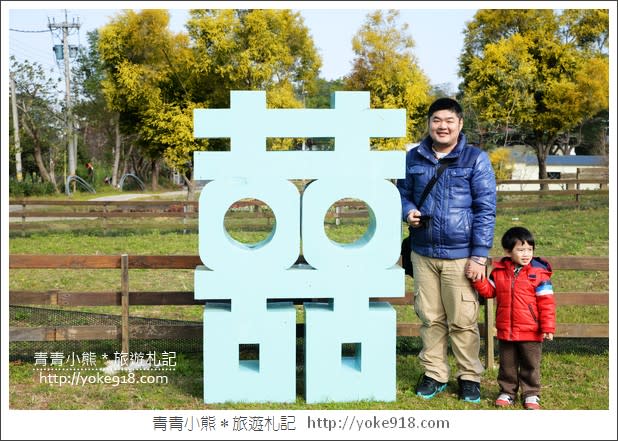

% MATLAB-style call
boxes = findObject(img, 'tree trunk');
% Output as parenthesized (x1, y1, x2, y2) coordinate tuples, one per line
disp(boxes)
(22, 121, 53, 185)
(112, 113, 121, 187)
(535, 141, 549, 191)
(151, 159, 159, 191)
(183, 173, 195, 201)
(48, 150, 59, 191)
(121, 144, 133, 177)
(32, 143, 52, 184)
(537, 154, 547, 179)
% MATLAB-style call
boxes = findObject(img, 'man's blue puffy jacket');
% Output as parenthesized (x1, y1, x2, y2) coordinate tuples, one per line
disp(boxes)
(397, 133, 496, 260)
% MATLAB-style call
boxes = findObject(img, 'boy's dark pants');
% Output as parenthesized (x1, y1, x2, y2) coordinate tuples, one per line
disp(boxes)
(497, 340, 542, 399)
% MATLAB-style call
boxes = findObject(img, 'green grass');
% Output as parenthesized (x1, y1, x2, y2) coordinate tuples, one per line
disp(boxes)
(9, 204, 609, 322)
(7, 200, 610, 410)
(8, 341, 609, 410)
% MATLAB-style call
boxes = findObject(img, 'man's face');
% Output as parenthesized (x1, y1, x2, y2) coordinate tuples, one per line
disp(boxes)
(428, 109, 463, 149)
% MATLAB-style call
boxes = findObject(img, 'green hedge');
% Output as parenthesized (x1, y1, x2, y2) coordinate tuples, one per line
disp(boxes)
(9, 176, 57, 197)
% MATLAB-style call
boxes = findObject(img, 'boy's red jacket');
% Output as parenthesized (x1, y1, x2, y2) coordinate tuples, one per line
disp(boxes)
(473, 257, 556, 341)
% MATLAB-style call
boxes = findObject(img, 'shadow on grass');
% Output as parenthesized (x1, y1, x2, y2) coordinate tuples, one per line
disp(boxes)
(541, 337, 609, 355)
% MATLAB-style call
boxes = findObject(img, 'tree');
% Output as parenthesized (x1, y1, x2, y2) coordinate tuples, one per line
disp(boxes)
(73, 30, 120, 186)
(139, 102, 207, 199)
(9, 56, 63, 190)
(573, 109, 609, 156)
(186, 9, 321, 104)
(185, 9, 322, 152)
(97, 9, 321, 193)
(306, 77, 345, 109)
(98, 9, 192, 190)
(459, 9, 609, 183)
(489, 147, 514, 181)
(345, 10, 432, 149)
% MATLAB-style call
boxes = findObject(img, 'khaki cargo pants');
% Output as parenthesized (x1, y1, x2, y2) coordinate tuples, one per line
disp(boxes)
(411, 250, 484, 383)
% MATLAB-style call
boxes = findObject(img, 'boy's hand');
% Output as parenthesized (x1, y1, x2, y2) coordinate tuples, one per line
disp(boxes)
(465, 259, 486, 282)
(543, 333, 554, 341)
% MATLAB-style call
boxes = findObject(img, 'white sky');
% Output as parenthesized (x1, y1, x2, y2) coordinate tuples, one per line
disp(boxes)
(5, 3, 478, 90)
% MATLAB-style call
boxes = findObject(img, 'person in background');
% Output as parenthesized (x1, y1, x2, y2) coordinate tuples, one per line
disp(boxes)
(86, 162, 94, 184)
(396, 97, 496, 403)
(472, 226, 555, 410)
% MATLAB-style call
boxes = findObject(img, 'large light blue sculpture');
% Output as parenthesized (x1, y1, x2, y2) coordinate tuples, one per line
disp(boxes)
(194, 91, 405, 403)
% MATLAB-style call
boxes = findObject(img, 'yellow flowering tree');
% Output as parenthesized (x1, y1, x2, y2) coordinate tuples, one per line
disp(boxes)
(345, 10, 432, 150)
(460, 9, 609, 185)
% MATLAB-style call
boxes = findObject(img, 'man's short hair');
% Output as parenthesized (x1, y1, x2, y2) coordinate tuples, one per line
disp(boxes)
(428, 98, 463, 119)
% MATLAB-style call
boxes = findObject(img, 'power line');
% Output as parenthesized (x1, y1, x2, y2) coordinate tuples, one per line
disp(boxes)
(9, 28, 50, 33)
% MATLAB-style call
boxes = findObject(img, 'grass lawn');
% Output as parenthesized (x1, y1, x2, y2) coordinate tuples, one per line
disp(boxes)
(7, 198, 611, 414)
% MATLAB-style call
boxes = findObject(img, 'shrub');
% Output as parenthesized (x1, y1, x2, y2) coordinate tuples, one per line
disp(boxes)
(489, 147, 514, 180)
(9, 176, 57, 197)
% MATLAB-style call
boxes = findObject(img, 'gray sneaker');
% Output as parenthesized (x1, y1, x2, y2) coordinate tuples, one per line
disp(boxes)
(524, 395, 541, 410)
(495, 393, 515, 407)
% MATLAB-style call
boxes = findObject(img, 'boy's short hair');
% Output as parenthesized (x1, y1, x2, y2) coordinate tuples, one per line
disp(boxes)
(501, 226, 535, 251)
(427, 98, 463, 119)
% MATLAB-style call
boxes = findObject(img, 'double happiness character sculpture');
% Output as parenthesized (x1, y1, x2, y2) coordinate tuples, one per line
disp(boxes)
(194, 91, 405, 403)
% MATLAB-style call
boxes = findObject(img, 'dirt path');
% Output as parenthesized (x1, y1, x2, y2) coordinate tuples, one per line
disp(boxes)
(8, 191, 189, 222)
(88, 190, 188, 202)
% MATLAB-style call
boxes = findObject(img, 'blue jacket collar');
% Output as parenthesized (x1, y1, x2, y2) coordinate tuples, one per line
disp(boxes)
(418, 133, 467, 163)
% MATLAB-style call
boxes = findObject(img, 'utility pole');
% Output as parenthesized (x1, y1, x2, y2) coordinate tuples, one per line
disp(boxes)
(49, 11, 80, 182)
(10, 72, 23, 182)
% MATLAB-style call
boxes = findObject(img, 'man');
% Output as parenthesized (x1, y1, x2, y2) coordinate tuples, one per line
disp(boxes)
(396, 98, 496, 403)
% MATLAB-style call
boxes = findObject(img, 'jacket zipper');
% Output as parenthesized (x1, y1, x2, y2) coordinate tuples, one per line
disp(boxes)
(528, 304, 538, 323)
(509, 269, 518, 340)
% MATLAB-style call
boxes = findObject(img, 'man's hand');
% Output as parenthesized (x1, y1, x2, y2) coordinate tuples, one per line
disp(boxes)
(406, 209, 423, 229)
(465, 258, 486, 282)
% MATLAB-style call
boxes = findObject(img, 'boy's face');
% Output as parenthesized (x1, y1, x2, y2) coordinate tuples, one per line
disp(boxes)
(506, 240, 534, 266)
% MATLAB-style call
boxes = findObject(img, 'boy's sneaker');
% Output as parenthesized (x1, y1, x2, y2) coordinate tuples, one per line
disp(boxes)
(495, 393, 515, 407)
(458, 378, 481, 403)
(524, 395, 541, 410)
(415, 375, 447, 399)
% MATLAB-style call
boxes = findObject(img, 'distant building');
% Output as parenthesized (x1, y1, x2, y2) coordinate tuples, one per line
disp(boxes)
(502, 149, 608, 190)
(511, 151, 607, 178)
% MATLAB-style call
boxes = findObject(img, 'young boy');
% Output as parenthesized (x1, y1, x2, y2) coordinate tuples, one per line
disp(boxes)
(472, 226, 555, 409)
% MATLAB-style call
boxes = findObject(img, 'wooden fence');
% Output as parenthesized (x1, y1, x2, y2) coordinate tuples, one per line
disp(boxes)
(494, 176, 608, 208)
(9, 254, 608, 370)
(8, 176, 609, 232)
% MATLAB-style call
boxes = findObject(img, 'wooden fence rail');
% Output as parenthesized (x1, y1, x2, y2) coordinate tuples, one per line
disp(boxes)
(9, 254, 608, 369)
(8, 176, 609, 231)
